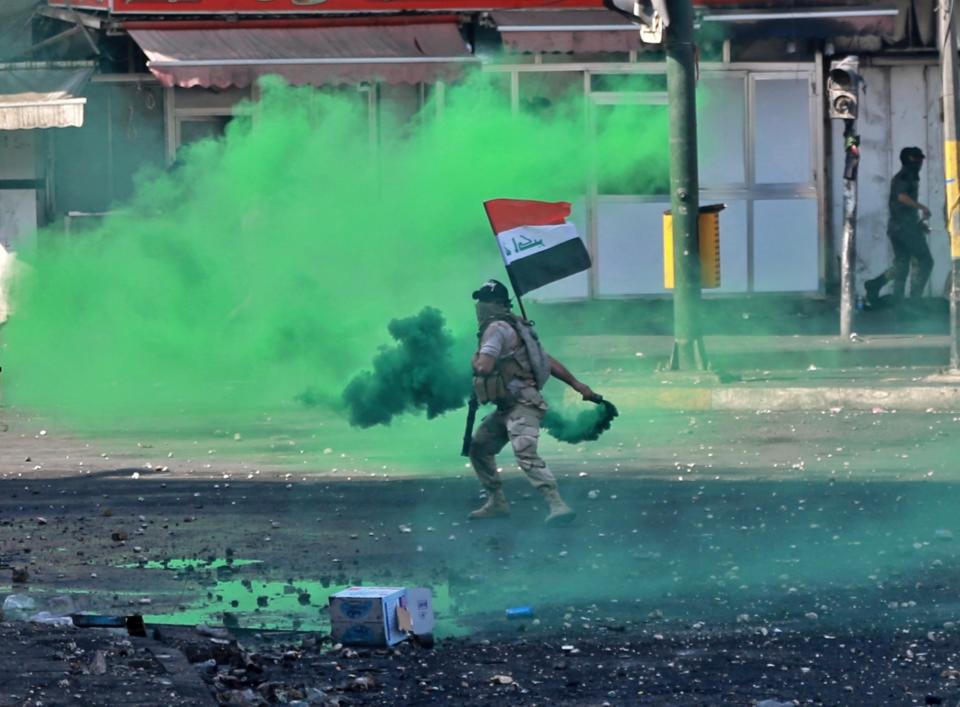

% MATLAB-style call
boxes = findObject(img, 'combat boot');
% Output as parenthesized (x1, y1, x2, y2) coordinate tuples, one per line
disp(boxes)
(468, 489, 510, 520)
(541, 488, 576, 526)
(864, 275, 884, 307)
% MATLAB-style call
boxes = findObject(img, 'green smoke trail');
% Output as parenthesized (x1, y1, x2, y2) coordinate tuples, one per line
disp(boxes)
(1, 72, 668, 430)
(337, 307, 469, 427)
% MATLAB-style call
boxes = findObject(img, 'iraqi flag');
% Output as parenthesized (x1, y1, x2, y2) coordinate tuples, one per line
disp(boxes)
(483, 198, 592, 297)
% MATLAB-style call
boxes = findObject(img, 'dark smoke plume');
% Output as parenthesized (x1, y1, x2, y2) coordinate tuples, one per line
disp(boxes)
(543, 399, 619, 444)
(340, 308, 469, 427)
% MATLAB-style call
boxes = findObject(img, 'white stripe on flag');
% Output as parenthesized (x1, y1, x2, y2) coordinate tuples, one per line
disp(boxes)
(495, 222, 580, 266)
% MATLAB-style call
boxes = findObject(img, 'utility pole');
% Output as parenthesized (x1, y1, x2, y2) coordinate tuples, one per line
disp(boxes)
(826, 56, 861, 340)
(838, 120, 861, 340)
(664, 0, 707, 370)
(940, 0, 960, 371)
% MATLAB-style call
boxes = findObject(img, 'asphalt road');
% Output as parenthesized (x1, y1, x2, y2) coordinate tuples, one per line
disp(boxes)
(1, 405, 959, 705)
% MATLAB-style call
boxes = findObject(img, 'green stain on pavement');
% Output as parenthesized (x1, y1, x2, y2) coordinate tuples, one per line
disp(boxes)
(1, 71, 668, 437)
(143, 577, 460, 636)
(109, 556, 464, 635)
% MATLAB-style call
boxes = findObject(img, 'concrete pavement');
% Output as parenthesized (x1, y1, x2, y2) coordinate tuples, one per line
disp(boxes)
(552, 333, 960, 412)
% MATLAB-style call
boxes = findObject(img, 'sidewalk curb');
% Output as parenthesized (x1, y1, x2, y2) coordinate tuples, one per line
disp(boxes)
(594, 385, 960, 412)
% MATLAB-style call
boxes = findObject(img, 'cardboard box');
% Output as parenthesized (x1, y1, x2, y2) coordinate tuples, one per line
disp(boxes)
(329, 586, 406, 646)
(399, 587, 435, 637)
(328, 586, 434, 647)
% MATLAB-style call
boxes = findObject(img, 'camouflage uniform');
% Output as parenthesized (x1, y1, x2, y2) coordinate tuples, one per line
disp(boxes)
(469, 320, 558, 494)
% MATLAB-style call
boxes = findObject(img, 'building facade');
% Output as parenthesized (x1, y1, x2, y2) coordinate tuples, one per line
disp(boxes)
(0, 0, 945, 300)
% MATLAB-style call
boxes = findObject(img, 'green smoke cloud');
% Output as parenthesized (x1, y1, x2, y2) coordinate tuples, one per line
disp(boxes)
(337, 307, 469, 427)
(1, 72, 668, 429)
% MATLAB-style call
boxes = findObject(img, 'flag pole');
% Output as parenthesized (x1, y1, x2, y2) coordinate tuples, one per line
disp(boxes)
(504, 272, 529, 321)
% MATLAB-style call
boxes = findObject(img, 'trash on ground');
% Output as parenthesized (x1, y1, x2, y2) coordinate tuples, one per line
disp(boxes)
(505, 606, 535, 620)
(2, 594, 36, 620)
(30, 611, 74, 627)
(329, 586, 434, 647)
(71, 613, 147, 637)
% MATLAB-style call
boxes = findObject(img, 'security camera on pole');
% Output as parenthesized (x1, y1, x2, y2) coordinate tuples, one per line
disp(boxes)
(828, 56, 862, 341)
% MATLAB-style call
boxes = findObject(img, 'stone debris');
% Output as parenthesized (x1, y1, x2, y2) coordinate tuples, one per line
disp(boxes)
(88, 649, 108, 675)
(196, 624, 231, 639)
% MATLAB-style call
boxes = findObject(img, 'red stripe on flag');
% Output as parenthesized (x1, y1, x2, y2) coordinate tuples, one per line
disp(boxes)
(483, 199, 572, 235)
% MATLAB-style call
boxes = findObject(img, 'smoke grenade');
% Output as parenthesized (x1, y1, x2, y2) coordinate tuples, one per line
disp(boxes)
(339, 307, 469, 427)
(543, 399, 619, 444)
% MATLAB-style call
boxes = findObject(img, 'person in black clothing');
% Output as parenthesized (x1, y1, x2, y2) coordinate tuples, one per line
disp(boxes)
(864, 146, 933, 304)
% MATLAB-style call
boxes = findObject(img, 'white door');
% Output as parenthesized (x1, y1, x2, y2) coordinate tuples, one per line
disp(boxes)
(0, 131, 38, 250)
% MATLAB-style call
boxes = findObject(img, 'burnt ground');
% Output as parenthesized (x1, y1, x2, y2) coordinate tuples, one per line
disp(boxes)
(2, 408, 960, 705)
(3, 472, 960, 706)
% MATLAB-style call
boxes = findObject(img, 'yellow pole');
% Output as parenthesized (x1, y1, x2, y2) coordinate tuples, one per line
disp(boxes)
(941, 0, 960, 370)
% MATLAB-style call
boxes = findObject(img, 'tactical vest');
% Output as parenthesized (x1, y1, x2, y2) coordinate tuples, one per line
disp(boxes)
(473, 315, 550, 405)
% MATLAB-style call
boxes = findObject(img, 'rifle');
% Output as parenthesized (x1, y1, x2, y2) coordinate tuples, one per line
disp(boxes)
(460, 393, 479, 457)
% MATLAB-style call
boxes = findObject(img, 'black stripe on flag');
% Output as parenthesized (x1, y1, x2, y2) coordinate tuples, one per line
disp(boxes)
(507, 238, 592, 296)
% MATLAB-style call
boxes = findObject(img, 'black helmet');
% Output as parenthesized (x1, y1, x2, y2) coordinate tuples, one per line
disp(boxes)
(900, 146, 925, 164)
(472, 279, 511, 304)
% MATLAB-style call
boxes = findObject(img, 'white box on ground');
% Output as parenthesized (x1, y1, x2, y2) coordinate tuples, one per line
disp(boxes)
(329, 586, 406, 646)
(403, 587, 435, 636)
(328, 586, 434, 647)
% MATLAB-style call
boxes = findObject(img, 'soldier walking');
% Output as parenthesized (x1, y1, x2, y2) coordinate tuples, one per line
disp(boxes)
(466, 279, 598, 525)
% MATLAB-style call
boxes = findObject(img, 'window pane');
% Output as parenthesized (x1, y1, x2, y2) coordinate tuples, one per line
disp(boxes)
(752, 198, 819, 291)
(753, 78, 811, 184)
(591, 73, 666, 93)
(179, 117, 230, 147)
(0, 190, 36, 250)
(596, 199, 670, 295)
(698, 77, 745, 185)
(519, 71, 583, 117)
(594, 103, 669, 195)
(379, 82, 422, 143)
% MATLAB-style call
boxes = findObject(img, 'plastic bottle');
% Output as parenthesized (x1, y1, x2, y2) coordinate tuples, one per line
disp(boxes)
(505, 606, 535, 619)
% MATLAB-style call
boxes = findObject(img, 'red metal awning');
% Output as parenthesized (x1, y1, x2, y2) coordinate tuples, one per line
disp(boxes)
(127, 20, 478, 88)
(51, 0, 606, 12)
(491, 10, 644, 54)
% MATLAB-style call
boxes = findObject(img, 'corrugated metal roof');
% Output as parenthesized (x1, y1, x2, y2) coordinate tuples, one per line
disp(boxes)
(129, 23, 477, 88)
(491, 9, 642, 29)
(491, 9, 644, 53)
